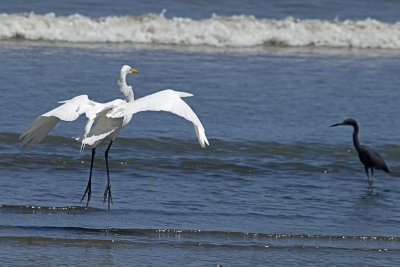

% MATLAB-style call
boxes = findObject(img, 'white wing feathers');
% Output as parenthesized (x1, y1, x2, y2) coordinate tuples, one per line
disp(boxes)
(78, 100, 125, 151)
(19, 116, 60, 149)
(108, 89, 209, 148)
(47, 95, 93, 121)
(19, 95, 98, 148)
(20, 89, 209, 150)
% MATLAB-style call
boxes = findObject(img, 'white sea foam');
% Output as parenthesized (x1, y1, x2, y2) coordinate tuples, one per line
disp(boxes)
(0, 11, 400, 49)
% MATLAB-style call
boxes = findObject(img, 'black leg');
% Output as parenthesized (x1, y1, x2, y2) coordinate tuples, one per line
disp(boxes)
(370, 168, 374, 187)
(364, 166, 370, 185)
(81, 148, 96, 207)
(104, 141, 113, 210)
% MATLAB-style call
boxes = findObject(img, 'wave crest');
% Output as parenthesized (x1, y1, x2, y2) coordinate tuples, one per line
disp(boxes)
(0, 11, 399, 49)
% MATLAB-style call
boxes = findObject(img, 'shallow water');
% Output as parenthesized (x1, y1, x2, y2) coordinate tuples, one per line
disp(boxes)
(1, 0, 400, 266)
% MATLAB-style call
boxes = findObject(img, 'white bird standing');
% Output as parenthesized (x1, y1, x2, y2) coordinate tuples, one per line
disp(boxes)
(19, 65, 209, 209)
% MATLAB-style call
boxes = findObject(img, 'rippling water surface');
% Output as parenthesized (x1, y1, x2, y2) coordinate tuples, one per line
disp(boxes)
(1, 0, 400, 266)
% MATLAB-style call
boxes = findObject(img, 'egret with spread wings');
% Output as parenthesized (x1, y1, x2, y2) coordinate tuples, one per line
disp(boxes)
(20, 65, 209, 209)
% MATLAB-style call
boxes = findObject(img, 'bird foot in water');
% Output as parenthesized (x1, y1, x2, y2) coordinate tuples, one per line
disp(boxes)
(368, 183, 375, 189)
(103, 184, 113, 209)
(80, 182, 91, 207)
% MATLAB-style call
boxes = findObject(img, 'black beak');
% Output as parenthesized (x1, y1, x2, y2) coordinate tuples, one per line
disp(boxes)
(330, 123, 343, 127)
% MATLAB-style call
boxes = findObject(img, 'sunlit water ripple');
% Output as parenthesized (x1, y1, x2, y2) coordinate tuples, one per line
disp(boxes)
(1, 0, 400, 265)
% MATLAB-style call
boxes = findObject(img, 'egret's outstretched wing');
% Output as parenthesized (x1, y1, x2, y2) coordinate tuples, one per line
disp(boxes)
(19, 95, 98, 148)
(108, 89, 209, 148)
(78, 99, 126, 150)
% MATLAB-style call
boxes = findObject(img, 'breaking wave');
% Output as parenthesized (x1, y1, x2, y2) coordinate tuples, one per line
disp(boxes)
(0, 11, 400, 49)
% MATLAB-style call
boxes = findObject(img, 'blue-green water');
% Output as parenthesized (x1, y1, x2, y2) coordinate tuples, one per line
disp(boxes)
(1, 1, 400, 266)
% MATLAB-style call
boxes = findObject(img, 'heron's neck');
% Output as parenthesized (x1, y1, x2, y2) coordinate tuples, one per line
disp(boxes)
(118, 74, 134, 102)
(352, 124, 361, 151)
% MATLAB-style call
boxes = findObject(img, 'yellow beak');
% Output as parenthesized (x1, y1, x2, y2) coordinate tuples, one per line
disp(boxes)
(130, 68, 139, 73)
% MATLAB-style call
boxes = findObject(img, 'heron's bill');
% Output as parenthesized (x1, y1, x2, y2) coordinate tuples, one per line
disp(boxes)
(130, 68, 139, 73)
(330, 123, 342, 127)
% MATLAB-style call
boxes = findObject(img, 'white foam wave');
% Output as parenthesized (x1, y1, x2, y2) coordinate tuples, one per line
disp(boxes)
(0, 11, 400, 49)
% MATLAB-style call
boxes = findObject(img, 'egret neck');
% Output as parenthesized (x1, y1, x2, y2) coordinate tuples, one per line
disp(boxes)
(118, 66, 136, 102)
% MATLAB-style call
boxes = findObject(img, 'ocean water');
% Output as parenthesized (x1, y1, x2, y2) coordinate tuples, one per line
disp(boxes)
(1, 0, 400, 266)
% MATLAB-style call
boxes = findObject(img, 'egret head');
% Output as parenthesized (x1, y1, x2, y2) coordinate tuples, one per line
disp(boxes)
(121, 65, 139, 75)
(330, 118, 358, 128)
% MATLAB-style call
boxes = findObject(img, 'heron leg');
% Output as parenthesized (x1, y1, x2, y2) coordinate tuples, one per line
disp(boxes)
(104, 141, 113, 210)
(370, 168, 375, 187)
(81, 148, 96, 207)
(364, 166, 370, 185)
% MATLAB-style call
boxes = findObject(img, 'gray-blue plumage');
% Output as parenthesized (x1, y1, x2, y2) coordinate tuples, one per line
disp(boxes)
(331, 118, 390, 186)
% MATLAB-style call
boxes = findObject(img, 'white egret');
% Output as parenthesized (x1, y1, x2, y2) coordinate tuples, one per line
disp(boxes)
(20, 65, 209, 209)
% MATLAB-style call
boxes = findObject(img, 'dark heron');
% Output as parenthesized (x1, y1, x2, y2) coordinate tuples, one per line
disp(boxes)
(330, 118, 390, 187)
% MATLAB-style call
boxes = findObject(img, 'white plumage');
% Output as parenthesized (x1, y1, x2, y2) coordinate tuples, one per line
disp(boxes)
(107, 89, 208, 148)
(20, 65, 209, 209)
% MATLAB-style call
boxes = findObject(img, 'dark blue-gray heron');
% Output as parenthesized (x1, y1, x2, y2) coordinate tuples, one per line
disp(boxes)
(330, 118, 390, 187)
